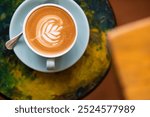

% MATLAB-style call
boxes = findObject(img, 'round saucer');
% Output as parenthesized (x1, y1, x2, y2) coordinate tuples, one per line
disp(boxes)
(9, 0, 89, 72)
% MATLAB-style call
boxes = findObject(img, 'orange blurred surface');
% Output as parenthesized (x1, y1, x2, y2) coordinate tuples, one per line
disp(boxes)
(108, 18, 150, 99)
(84, 0, 150, 100)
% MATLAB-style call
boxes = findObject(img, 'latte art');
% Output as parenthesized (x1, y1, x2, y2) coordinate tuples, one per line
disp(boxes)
(36, 15, 64, 47)
(25, 6, 76, 56)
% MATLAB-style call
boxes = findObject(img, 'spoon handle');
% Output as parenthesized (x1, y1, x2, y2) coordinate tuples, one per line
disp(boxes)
(5, 32, 23, 50)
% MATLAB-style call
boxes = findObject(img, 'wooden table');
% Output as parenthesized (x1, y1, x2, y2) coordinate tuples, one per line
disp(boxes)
(84, 0, 150, 100)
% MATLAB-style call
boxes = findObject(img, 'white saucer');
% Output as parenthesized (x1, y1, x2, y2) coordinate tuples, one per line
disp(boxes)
(9, 0, 89, 72)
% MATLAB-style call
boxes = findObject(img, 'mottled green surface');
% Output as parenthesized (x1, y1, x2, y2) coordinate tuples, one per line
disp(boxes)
(0, 0, 115, 99)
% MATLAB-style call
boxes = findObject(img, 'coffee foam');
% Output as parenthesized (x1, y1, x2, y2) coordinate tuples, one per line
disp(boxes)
(35, 15, 64, 47)
(25, 6, 76, 56)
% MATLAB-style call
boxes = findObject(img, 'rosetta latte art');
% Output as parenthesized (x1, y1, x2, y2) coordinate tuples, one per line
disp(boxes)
(36, 15, 64, 47)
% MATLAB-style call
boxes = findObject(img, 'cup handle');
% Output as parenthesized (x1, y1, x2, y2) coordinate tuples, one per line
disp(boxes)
(46, 58, 55, 70)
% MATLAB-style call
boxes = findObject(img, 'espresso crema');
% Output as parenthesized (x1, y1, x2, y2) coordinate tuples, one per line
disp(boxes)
(25, 6, 76, 56)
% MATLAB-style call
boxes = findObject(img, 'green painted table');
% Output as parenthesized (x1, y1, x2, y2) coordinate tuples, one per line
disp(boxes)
(0, 0, 115, 99)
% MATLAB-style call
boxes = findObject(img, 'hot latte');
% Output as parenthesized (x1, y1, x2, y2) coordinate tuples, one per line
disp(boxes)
(24, 5, 77, 57)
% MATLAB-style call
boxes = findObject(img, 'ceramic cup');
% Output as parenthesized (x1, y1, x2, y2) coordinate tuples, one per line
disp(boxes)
(23, 4, 78, 70)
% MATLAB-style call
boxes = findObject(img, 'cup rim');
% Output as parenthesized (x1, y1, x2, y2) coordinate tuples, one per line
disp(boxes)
(23, 3, 78, 58)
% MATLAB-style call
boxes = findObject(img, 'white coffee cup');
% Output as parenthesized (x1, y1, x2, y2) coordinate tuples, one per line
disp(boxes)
(23, 4, 78, 70)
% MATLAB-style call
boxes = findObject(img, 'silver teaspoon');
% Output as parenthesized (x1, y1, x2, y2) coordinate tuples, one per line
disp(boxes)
(5, 32, 23, 50)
